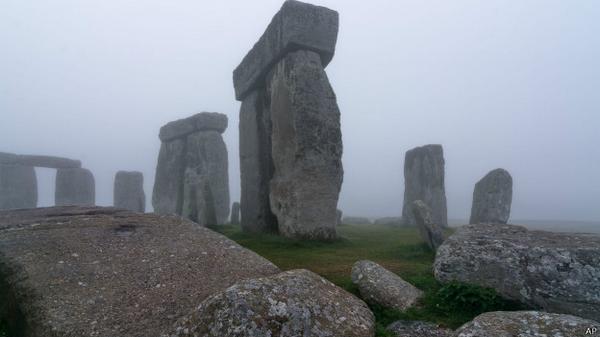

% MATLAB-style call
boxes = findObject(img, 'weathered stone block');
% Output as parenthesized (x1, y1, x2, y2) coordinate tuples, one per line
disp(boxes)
(17, 155, 81, 169)
(233, 0, 339, 100)
(268, 50, 343, 240)
(470, 168, 513, 224)
(0, 164, 37, 210)
(55, 168, 95, 206)
(114, 171, 145, 213)
(159, 112, 227, 142)
(152, 138, 186, 215)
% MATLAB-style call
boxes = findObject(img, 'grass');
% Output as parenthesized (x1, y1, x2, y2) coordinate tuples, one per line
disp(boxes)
(211, 223, 524, 336)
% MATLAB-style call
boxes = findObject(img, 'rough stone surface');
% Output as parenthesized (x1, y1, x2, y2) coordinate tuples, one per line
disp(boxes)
(268, 50, 343, 241)
(159, 112, 228, 141)
(230, 202, 240, 225)
(0, 152, 81, 169)
(455, 311, 599, 337)
(238, 89, 278, 233)
(55, 168, 95, 206)
(233, 0, 339, 100)
(153, 138, 186, 215)
(401, 144, 447, 227)
(0, 165, 37, 210)
(351, 260, 423, 311)
(386, 320, 452, 337)
(434, 223, 600, 321)
(412, 200, 445, 251)
(0, 206, 280, 337)
(167, 269, 375, 337)
(470, 168, 513, 224)
(113, 171, 145, 213)
(374, 217, 403, 226)
(342, 216, 372, 225)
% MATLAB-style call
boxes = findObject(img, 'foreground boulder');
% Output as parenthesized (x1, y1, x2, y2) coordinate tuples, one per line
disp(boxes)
(0, 206, 279, 337)
(455, 311, 599, 337)
(167, 269, 375, 337)
(351, 260, 422, 311)
(470, 168, 513, 224)
(412, 200, 445, 251)
(386, 320, 452, 337)
(434, 223, 600, 320)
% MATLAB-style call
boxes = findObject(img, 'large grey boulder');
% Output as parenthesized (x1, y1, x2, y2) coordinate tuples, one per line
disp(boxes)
(455, 311, 599, 337)
(238, 90, 278, 233)
(343, 216, 372, 225)
(0, 164, 37, 210)
(412, 200, 445, 251)
(114, 171, 145, 213)
(434, 223, 600, 320)
(55, 168, 95, 206)
(0, 206, 280, 337)
(268, 50, 343, 241)
(386, 320, 452, 337)
(233, 0, 339, 100)
(351, 260, 423, 311)
(153, 138, 186, 215)
(470, 168, 513, 224)
(230, 202, 240, 225)
(167, 269, 375, 337)
(401, 144, 447, 227)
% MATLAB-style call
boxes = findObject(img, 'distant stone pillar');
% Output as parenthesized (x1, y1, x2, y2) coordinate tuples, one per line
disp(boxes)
(55, 168, 95, 206)
(401, 145, 447, 227)
(470, 168, 513, 224)
(230, 202, 240, 225)
(114, 171, 145, 213)
(0, 164, 37, 210)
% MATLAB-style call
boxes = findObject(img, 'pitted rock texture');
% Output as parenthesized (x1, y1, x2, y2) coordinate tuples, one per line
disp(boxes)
(434, 223, 600, 321)
(167, 269, 374, 337)
(0, 206, 280, 337)
(0, 165, 37, 210)
(55, 167, 95, 206)
(239, 89, 278, 233)
(401, 144, 447, 227)
(412, 200, 445, 251)
(268, 50, 343, 241)
(470, 168, 513, 224)
(374, 217, 403, 226)
(342, 216, 372, 225)
(159, 112, 228, 141)
(114, 171, 145, 213)
(0, 151, 81, 169)
(230, 202, 240, 225)
(351, 260, 423, 311)
(386, 320, 452, 337)
(233, 0, 339, 100)
(454, 311, 599, 337)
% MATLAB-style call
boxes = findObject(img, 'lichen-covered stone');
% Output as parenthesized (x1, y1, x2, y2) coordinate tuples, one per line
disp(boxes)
(401, 144, 447, 227)
(114, 171, 145, 213)
(0, 164, 37, 210)
(268, 50, 343, 240)
(434, 223, 600, 320)
(412, 200, 445, 251)
(152, 138, 186, 215)
(55, 168, 95, 206)
(0, 206, 280, 337)
(470, 168, 513, 224)
(233, 0, 339, 100)
(386, 320, 452, 337)
(455, 311, 599, 337)
(351, 260, 423, 311)
(167, 269, 374, 337)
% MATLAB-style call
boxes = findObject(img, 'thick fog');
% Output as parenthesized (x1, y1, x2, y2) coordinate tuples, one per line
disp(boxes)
(1, 0, 599, 222)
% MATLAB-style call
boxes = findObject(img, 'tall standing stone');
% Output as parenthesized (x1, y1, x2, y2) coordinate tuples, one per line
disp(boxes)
(470, 168, 513, 224)
(401, 145, 447, 227)
(55, 168, 95, 206)
(0, 165, 37, 210)
(114, 171, 145, 213)
(231, 202, 240, 225)
(152, 138, 186, 215)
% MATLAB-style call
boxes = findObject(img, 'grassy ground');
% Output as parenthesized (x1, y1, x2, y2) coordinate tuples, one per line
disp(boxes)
(211, 223, 523, 336)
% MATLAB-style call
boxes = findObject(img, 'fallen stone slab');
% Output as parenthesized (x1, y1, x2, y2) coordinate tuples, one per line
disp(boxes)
(55, 167, 95, 206)
(0, 206, 280, 337)
(386, 320, 452, 337)
(454, 311, 599, 337)
(343, 216, 372, 225)
(351, 260, 423, 311)
(470, 168, 513, 224)
(412, 200, 445, 251)
(166, 269, 375, 337)
(0, 164, 37, 210)
(158, 112, 228, 142)
(233, 0, 339, 100)
(434, 223, 600, 321)
(114, 171, 145, 213)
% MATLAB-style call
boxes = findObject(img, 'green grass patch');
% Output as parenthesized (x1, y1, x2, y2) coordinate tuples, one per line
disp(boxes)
(212, 223, 524, 336)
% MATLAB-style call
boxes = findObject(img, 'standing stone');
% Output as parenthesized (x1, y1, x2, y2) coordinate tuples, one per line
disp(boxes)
(470, 168, 513, 224)
(268, 50, 343, 240)
(230, 202, 240, 225)
(412, 200, 445, 251)
(336, 209, 343, 225)
(55, 168, 95, 206)
(401, 144, 447, 227)
(0, 165, 37, 210)
(153, 138, 186, 215)
(239, 90, 278, 233)
(114, 171, 145, 213)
